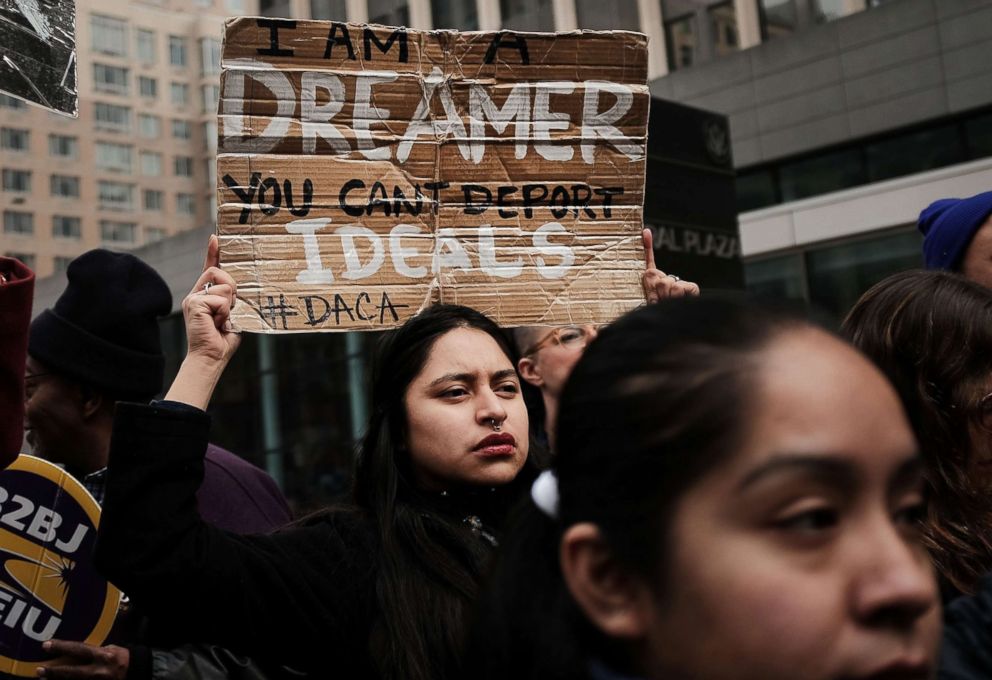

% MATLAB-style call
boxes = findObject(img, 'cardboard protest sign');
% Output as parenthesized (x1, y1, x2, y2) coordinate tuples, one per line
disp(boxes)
(217, 19, 649, 332)
(0, 456, 119, 678)
(0, 0, 77, 115)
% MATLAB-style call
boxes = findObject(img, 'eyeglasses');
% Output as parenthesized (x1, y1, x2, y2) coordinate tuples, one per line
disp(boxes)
(523, 325, 598, 357)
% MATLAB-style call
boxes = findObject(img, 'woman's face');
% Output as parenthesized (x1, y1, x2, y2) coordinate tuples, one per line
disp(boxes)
(404, 327, 528, 490)
(639, 328, 940, 680)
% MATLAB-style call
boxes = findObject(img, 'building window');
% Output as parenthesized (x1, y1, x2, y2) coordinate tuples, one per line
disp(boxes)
(806, 230, 921, 318)
(576, 0, 640, 29)
(1, 128, 29, 151)
(0, 93, 26, 109)
(3, 211, 34, 235)
(137, 28, 156, 64)
(177, 193, 196, 215)
(53, 257, 73, 274)
(758, 0, 868, 41)
(98, 181, 135, 211)
(100, 220, 137, 243)
(201, 84, 219, 114)
(432, 0, 478, 29)
(759, 0, 799, 38)
(367, 0, 409, 25)
(94, 102, 131, 131)
(144, 189, 164, 210)
(138, 76, 158, 98)
(169, 35, 188, 67)
(260, 0, 291, 16)
(309, 0, 346, 19)
(91, 14, 128, 56)
(172, 119, 192, 139)
(95, 142, 133, 173)
(745, 253, 807, 303)
(665, 13, 696, 70)
(2, 169, 31, 192)
(93, 63, 129, 95)
(50, 175, 80, 198)
(500, 0, 553, 30)
(170, 82, 189, 107)
(663, 0, 739, 71)
(174, 156, 194, 177)
(709, 2, 739, 56)
(138, 114, 161, 138)
(735, 169, 777, 212)
(966, 112, 992, 158)
(202, 121, 217, 148)
(745, 230, 922, 322)
(146, 227, 166, 243)
(52, 215, 82, 239)
(779, 148, 865, 202)
(865, 125, 964, 184)
(4, 252, 35, 269)
(48, 134, 77, 158)
(141, 151, 163, 176)
(200, 38, 221, 76)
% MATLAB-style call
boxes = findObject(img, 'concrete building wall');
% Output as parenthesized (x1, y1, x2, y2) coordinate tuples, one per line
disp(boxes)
(649, 0, 992, 168)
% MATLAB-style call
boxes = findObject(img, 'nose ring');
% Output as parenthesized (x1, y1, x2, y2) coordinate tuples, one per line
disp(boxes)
(490, 418, 502, 432)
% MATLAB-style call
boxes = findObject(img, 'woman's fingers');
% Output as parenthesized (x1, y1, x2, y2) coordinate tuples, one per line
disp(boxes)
(641, 269, 701, 303)
(43, 640, 96, 661)
(37, 641, 129, 679)
(189, 267, 236, 298)
(201, 234, 220, 273)
(642, 228, 656, 271)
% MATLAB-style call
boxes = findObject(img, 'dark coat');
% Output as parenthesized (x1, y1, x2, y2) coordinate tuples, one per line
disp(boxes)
(940, 573, 992, 679)
(199, 444, 291, 534)
(0, 257, 34, 467)
(97, 402, 519, 677)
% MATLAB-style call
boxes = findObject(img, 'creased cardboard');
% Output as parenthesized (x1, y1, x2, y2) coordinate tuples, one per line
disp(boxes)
(218, 18, 650, 332)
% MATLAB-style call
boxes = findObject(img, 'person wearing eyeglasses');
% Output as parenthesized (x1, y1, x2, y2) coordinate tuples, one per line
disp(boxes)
(516, 229, 699, 450)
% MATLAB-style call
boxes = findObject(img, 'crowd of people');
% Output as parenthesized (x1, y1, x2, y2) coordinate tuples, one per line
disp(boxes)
(2, 190, 992, 679)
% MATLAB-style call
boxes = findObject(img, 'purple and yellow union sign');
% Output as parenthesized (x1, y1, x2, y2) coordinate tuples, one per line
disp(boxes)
(0, 456, 119, 678)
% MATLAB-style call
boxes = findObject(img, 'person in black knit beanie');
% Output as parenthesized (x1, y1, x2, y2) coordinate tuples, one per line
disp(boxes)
(25, 249, 292, 680)
(26, 249, 172, 494)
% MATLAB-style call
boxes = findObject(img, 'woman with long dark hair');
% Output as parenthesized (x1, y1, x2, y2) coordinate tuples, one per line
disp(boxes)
(466, 297, 940, 680)
(842, 270, 992, 598)
(92, 240, 534, 680)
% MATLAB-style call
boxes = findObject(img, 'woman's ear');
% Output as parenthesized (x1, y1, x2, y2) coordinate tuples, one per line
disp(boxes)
(559, 522, 654, 640)
(518, 356, 544, 388)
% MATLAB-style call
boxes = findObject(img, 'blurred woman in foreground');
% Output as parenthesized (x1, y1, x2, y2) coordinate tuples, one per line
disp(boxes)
(467, 297, 940, 680)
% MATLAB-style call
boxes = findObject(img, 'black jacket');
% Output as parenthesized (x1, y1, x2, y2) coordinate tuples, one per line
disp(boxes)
(941, 573, 992, 679)
(96, 402, 524, 677)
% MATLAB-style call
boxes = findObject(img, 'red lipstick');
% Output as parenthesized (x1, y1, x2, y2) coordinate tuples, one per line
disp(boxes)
(473, 433, 516, 457)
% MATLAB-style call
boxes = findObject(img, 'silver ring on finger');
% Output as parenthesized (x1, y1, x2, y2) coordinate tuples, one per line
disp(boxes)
(202, 282, 213, 293)
(667, 274, 680, 282)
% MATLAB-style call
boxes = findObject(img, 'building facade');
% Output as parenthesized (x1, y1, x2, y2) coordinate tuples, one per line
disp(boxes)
(1, 0, 249, 277)
(651, 0, 992, 318)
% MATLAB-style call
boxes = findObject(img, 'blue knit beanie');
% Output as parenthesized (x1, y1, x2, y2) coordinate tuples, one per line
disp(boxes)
(918, 190, 992, 271)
